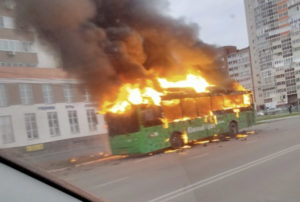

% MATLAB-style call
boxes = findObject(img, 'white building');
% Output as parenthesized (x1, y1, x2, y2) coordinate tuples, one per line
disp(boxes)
(244, 0, 300, 109)
(0, 67, 108, 151)
(227, 47, 254, 91)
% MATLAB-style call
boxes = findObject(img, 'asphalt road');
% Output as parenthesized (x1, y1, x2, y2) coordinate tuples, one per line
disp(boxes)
(55, 116, 300, 202)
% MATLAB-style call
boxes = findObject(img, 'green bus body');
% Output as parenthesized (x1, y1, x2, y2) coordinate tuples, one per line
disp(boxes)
(108, 107, 255, 155)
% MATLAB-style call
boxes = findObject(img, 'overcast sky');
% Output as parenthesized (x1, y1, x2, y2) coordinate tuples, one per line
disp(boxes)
(39, 0, 249, 67)
(168, 0, 249, 49)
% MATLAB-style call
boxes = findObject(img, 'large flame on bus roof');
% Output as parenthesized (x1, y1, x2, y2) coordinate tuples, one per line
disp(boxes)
(158, 74, 210, 93)
(99, 72, 212, 114)
(99, 71, 249, 114)
(100, 81, 163, 114)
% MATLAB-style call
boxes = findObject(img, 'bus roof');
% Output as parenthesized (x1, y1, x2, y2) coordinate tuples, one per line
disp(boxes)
(161, 90, 252, 100)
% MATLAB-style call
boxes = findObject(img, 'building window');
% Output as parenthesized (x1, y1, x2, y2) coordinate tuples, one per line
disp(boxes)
(19, 84, 33, 105)
(24, 113, 39, 140)
(0, 16, 15, 29)
(84, 89, 91, 102)
(0, 84, 8, 107)
(47, 112, 60, 137)
(264, 98, 272, 103)
(87, 109, 97, 131)
(0, 116, 14, 144)
(0, 39, 33, 53)
(0, 17, 4, 28)
(0, 61, 34, 67)
(63, 84, 73, 103)
(42, 84, 54, 104)
(68, 110, 80, 134)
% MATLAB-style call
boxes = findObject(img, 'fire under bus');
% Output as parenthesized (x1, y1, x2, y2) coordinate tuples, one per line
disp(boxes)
(104, 89, 255, 155)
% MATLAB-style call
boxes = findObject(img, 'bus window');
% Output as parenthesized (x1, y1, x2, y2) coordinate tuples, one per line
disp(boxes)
(211, 96, 224, 111)
(249, 94, 254, 105)
(196, 97, 211, 116)
(181, 98, 198, 118)
(162, 99, 182, 122)
(105, 109, 139, 136)
(141, 107, 163, 127)
(224, 94, 244, 108)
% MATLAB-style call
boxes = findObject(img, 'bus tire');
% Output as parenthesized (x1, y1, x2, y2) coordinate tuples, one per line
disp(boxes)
(229, 121, 238, 137)
(170, 132, 184, 149)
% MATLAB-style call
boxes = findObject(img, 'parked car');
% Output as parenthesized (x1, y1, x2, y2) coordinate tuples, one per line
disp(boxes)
(264, 107, 285, 115)
(256, 111, 265, 116)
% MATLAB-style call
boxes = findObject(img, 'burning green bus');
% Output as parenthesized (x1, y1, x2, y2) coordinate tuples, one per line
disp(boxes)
(105, 90, 255, 155)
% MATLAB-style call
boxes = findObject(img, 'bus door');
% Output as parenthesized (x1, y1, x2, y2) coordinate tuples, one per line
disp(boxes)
(196, 97, 215, 137)
(181, 98, 206, 140)
(161, 99, 184, 133)
(211, 95, 227, 134)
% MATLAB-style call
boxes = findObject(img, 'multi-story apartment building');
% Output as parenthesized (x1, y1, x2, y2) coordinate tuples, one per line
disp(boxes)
(0, 67, 108, 152)
(219, 46, 238, 73)
(226, 47, 254, 91)
(244, 0, 300, 109)
(0, 0, 38, 67)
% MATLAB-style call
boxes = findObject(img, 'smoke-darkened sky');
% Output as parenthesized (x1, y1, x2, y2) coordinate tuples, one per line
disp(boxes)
(168, 0, 248, 49)
(16, 0, 239, 104)
(37, 0, 249, 68)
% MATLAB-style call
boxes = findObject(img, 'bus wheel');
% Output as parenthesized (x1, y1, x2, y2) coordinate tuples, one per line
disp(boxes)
(170, 132, 184, 149)
(229, 121, 238, 137)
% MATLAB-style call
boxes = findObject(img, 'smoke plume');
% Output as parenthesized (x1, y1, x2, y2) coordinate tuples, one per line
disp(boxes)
(15, 0, 232, 103)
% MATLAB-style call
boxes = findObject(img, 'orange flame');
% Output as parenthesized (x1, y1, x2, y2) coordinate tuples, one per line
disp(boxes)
(99, 71, 251, 116)
(99, 82, 162, 114)
(158, 74, 211, 93)
(99, 73, 212, 114)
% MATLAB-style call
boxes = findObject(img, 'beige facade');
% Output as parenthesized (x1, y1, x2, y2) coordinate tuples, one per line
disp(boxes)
(2, 83, 86, 106)
(0, 67, 107, 149)
(52, 84, 65, 103)
(5, 83, 19, 105)
(0, 71, 87, 107)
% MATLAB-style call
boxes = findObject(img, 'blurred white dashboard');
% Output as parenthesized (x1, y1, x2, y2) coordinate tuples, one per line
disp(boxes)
(0, 163, 81, 202)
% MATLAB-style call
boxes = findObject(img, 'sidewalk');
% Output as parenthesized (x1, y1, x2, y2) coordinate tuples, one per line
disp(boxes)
(4, 133, 112, 172)
(48, 154, 126, 173)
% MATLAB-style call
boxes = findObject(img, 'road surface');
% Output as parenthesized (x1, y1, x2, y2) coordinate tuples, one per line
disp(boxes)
(55, 116, 300, 202)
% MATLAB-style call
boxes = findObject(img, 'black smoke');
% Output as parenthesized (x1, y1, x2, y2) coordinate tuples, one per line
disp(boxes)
(15, 0, 232, 103)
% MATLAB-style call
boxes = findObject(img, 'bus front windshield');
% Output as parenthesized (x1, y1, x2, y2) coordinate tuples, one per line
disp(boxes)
(105, 109, 140, 136)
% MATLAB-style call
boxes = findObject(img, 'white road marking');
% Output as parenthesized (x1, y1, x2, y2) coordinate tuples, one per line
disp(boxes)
(246, 139, 258, 144)
(188, 153, 208, 160)
(94, 177, 129, 189)
(149, 144, 300, 202)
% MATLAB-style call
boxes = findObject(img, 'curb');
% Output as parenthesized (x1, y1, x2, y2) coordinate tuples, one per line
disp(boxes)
(257, 114, 300, 124)
(48, 155, 126, 173)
